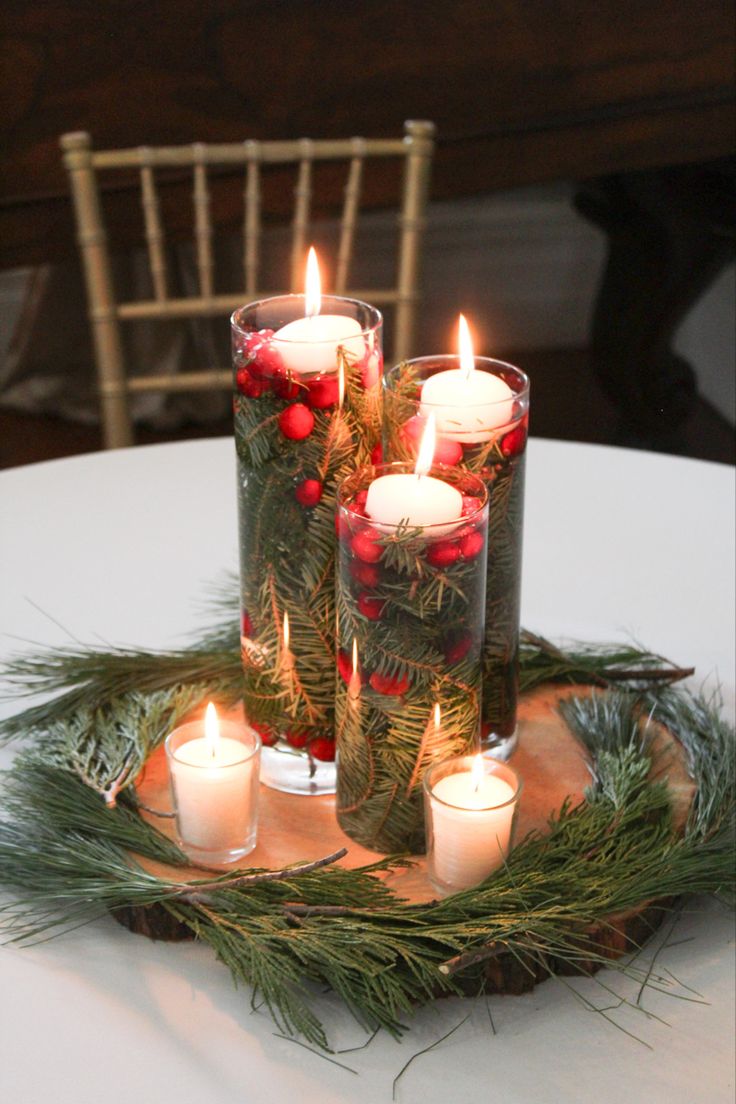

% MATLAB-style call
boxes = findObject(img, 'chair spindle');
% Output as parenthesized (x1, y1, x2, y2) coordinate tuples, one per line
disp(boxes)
(335, 138, 365, 294)
(291, 139, 314, 291)
(243, 141, 261, 298)
(193, 145, 214, 298)
(139, 151, 168, 301)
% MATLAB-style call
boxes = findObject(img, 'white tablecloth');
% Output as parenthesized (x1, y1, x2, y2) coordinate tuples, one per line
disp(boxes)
(1, 438, 734, 1104)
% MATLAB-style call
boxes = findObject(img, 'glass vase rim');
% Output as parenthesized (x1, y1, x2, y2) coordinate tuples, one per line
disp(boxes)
(165, 719, 262, 768)
(337, 460, 489, 530)
(232, 294, 383, 343)
(423, 754, 522, 811)
(384, 354, 530, 400)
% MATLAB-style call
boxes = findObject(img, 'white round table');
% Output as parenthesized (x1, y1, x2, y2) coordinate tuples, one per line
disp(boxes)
(1, 438, 734, 1104)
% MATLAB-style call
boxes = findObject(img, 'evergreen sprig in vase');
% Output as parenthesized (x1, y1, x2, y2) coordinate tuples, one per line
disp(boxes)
(335, 460, 489, 852)
(382, 344, 529, 760)
(232, 290, 382, 793)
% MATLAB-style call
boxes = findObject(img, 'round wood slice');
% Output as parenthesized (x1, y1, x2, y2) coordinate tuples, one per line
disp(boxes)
(115, 684, 695, 991)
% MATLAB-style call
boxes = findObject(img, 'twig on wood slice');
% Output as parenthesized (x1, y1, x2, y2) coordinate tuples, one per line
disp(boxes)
(176, 848, 348, 903)
(438, 941, 503, 976)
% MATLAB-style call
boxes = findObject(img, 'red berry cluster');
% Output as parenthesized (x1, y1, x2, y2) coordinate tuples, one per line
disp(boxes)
(249, 719, 335, 761)
(235, 329, 346, 443)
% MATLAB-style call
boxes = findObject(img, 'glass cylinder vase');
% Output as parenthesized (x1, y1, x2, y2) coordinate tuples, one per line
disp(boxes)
(335, 461, 489, 853)
(232, 295, 382, 794)
(382, 356, 529, 760)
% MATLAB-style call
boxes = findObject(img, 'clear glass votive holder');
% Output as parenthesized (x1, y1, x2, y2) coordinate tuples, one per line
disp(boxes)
(232, 294, 383, 795)
(383, 356, 529, 761)
(166, 718, 261, 866)
(423, 755, 522, 896)
(335, 461, 489, 854)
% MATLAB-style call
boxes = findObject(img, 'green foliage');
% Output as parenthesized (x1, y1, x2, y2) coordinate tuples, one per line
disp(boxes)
(0, 620, 733, 1048)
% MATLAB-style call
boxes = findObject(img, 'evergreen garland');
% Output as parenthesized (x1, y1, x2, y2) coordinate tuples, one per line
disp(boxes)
(0, 591, 733, 1050)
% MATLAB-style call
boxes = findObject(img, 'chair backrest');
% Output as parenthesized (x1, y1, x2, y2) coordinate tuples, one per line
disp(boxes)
(60, 120, 436, 449)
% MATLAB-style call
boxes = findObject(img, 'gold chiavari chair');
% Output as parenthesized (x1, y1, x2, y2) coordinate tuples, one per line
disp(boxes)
(60, 120, 436, 449)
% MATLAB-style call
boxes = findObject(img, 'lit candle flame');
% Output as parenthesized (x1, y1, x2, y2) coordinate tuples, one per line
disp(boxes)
(414, 412, 437, 477)
(204, 701, 220, 760)
(338, 356, 346, 408)
(282, 609, 290, 651)
(348, 637, 361, 702)
(305, 246, 321, 318)
(433, 702, 441, 730)
(471, 752, 484, 793)
(458, 313, 475, 381)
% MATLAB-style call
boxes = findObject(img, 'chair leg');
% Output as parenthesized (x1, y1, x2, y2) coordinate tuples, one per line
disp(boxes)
(60, 132, 132, 449)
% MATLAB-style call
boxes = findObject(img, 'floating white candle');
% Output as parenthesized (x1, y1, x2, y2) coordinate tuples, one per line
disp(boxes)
(419, 315, 514, 443)
(426, 754, 519, 891)
(364, 415, 463, 531)
(167, 703, 260, 862)
(272, 247, 363, 375)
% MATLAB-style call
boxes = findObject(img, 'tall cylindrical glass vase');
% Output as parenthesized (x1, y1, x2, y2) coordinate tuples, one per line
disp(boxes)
(335, 461, 488, 853)
(233, 295, 382, 794)
(383, 356, 529, 760)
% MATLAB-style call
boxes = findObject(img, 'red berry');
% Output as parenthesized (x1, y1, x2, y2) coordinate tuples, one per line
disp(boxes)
(248, 340, 283, 381)
(351, 527, 383, 563)
(350, 560, 381, 587)
(306, 374, 339, 409)
(402, 415, 425, 444)
(461, 495, 481, 517)
(400, 416, 461, 466)
(250, 721, 278, 747)
(309, 736, 336, 762)
(369, 671, 410, 696)
(337, 649, 354, 684)
(500, 419, 528, 458)
(354, 489, 369, 513)
(357, 593, 385, 620)
(370, 443, 383, 465)
(278, 403, 315, 440)
(426, 540, 461, 568)
(273, 374, 302, 400)
(284, 727, 309, 749)
(460, 530, 484, 559)
(295, 478, 323, 507)
(235, 367, 265, 398)
(241, 609, 253, 637)
(433, 438, 463, 466)
(444, 631, 473, 665)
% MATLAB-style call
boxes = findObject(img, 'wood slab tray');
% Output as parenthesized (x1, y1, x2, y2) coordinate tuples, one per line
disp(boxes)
(115, 684, 695, 994)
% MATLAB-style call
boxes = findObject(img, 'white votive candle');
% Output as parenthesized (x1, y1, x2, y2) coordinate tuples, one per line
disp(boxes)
(424, 755, 521, 893)
(419, 314, 514, 443)
(271, 246, 364, 375)
(364, 413, 463, 533)
(365, 472, 463, 530)
(272, 313, 364, 376)
(166, 704, 261, 865)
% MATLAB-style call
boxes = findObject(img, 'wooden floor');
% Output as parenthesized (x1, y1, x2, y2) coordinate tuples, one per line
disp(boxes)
(1, 348, 733, 470)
